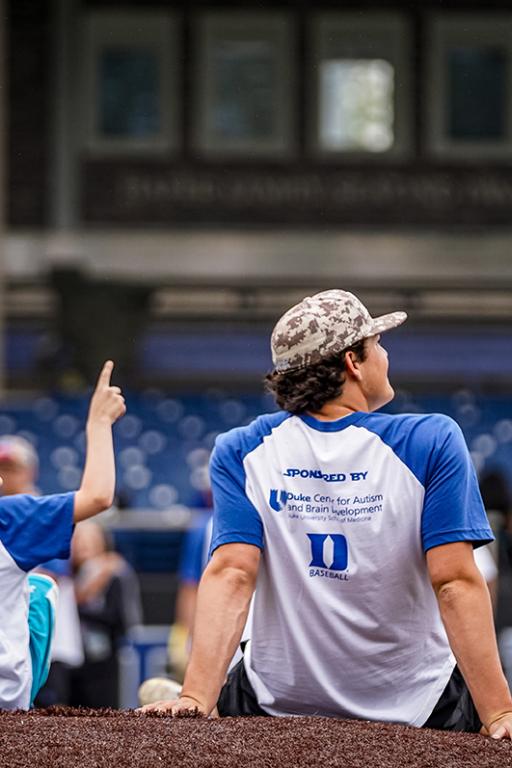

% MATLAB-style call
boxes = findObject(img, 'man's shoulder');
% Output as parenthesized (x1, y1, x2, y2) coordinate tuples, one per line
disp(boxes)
(362, 410, 459, 437)
(358, 411, 464, 485)
(213, 411, 292, 463)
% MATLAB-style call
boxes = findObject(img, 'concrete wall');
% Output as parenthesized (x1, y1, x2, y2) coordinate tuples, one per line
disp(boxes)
(5, 229, 512, 288)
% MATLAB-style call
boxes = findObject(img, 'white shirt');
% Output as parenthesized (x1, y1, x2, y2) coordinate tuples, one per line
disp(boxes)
(210, 410, 493, 725)
(0, 493, 74, 709)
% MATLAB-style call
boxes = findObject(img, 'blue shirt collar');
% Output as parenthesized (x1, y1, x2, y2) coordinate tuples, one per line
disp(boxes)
(299, 411, 367, 432)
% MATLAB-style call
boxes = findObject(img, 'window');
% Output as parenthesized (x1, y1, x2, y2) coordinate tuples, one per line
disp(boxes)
(427, 15, 512, 158)
(311, 14, 410, 157)
(320, 59, 394, 152)
(194, 13, 294, 157)
(99, 49, 161, 139)
(448, 48, 506, 141)
(83, 11, 179, 154)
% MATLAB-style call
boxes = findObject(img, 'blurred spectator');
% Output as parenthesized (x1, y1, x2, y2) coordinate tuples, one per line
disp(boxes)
(70, 521, 142, 708)
(0, 436, 38, 497)
(136, 509, 243, 706)
(0, 436, 84, 706)
(480, 470, 510, 558)
(168, 512, 213, 681)
(474, 544, 498, 610)
(479, 470, 512, 686)
(166, 507, 251, 686)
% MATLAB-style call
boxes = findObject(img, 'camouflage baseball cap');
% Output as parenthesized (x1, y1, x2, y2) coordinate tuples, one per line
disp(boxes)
(271, 289, 407, 372)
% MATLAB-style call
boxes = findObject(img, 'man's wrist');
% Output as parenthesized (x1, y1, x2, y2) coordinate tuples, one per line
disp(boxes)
(178, 692, 209, 713)
(485, 706, 512, 730)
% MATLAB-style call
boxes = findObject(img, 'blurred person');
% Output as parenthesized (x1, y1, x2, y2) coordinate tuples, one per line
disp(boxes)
(168, 512, 213, 682)
(142, 289, 512, 740)
(469, 469, 501, 613)
(0, 436, 84, 706)
(474, 544, 498, 611)
(480, 470, 510, 564)
(137, 512, 213, 706)
(70, 520, 142, 709)
(480, 471, 510, 530)
(168, 511, 249, 681)
(139, 498, 250, 705)
(166, 479, 214, 681)
(479, 470, 512, 687)
(0, 361, 125, 710)
(0, 436, 38, 497)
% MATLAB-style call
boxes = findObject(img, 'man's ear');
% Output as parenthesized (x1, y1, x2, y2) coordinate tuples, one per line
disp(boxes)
(344, 350, 363, 381)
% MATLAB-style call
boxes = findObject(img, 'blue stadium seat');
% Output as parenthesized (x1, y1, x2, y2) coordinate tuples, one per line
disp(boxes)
(0, 389, 511, 508)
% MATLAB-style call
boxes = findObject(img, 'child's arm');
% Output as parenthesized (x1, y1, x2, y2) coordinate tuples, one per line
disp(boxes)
(74, 360, 126, 523)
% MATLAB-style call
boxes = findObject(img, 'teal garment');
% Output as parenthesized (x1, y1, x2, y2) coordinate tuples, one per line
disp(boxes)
(27, 573, 58, 706)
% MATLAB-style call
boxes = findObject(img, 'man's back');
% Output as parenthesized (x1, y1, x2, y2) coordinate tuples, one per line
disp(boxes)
(147, 289, 511, 739)
(210, 409, 491, 724)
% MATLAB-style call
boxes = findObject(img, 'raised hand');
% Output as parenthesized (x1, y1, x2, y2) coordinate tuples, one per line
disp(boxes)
(88, 360, 126, 425)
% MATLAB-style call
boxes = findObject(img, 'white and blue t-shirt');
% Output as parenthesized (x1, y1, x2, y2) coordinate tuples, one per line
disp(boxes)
(0, 492, 74, 709)
(209, 410, 493, 726)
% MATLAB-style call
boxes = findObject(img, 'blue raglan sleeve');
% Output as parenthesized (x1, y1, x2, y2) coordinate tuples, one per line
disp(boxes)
(421, 416, 493, 552)
(0, 493, 75, 572)
(209, 433, 264, 555)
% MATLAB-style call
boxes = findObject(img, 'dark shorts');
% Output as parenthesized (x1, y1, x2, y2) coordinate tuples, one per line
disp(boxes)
(217, 658, 481, 733)
(423, 665, 481, 733)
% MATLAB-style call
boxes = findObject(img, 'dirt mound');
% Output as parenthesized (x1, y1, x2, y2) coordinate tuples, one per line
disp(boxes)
(0, 709, 510, 768)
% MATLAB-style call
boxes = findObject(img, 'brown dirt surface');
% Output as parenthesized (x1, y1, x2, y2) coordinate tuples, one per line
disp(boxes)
(0, 708, 511, 768)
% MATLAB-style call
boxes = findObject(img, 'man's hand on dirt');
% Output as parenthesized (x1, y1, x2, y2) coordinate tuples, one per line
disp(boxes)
(487, 712, 512, 739)
(139, 695, 209, 717)
(138, 698, 178, 713)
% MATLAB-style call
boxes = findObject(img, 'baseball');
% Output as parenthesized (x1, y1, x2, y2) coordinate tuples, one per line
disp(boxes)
(138, 677, 182, 707)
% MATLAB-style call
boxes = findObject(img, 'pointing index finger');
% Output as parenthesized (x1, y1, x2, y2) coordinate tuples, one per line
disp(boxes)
(98, 360, 114, 387)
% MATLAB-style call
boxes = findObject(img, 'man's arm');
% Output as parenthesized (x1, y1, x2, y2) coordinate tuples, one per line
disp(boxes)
(142, 542, 260, 714)
(74, 360, 126, 522)
(427, 541, 512, 738)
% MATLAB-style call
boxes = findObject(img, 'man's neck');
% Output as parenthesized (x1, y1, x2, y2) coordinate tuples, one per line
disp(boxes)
(308, 396, 369, 422)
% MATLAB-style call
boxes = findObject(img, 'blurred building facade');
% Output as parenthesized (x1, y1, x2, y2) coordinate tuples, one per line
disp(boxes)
(4, 0, 512, 390)
(5, 3, 512, 700)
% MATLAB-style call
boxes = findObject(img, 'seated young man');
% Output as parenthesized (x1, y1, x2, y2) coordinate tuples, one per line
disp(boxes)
(0, 360, 125, 710)
(141, 289, 512, 740)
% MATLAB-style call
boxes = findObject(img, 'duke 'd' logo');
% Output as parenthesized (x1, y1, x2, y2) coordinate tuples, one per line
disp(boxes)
(307, 533, 348, 571)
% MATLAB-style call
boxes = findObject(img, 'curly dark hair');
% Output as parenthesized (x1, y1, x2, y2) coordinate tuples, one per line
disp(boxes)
(264, 339, 367, 415)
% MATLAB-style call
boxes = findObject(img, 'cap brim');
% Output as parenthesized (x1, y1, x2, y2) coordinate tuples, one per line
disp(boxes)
(369, 311, 407, 336)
